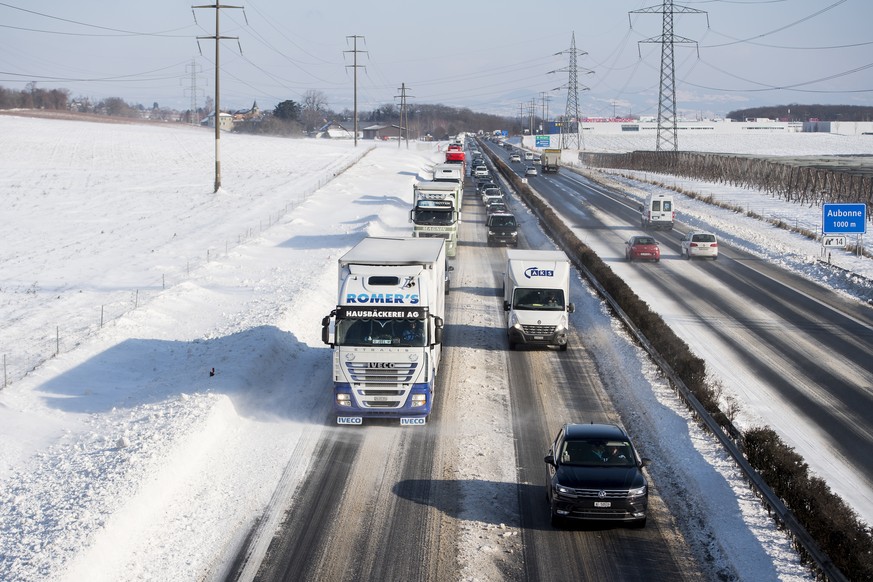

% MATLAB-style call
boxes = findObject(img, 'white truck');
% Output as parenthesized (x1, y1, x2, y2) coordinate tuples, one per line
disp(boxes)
(321, 237, 448, 425)
(503, 249, 575, 351)
(410, 181, 461, 257)
(431, 163, 465, 209)
(541, 148, 561, 173)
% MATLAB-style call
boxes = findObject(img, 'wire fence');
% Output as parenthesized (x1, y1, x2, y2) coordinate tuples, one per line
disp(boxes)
(2, 146, 374, 389)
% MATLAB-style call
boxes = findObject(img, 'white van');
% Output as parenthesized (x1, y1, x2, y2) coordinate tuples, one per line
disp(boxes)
(503, 250, 575, 351)
(640, 193, 674, 230)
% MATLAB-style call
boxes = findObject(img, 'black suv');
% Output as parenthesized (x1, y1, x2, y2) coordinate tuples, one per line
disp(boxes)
(486, 212, 518, 247)
(544, 423, 649, 528)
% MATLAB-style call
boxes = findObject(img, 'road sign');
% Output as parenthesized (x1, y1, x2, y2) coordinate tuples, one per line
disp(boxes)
(822, 203, 867, 234)
(822, 235, 847, 248)
(535, 135, 550, 147)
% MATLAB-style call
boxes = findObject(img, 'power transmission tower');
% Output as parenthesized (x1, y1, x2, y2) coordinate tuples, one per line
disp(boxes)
(631, 0, 706, 152)
(344, 35, 367, 147)
(529, 98, 536, 136)
(193, 3, 245, 193)
(395, 83, 413, 149)
(182, 58, 205, 126)
(551, 32, 591, 151)
(540, 91, 552, 131)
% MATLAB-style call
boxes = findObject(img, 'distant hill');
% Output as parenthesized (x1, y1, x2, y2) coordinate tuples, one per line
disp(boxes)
(726, 104, 873, 122)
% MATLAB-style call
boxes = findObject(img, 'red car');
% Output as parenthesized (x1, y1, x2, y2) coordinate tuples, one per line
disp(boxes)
(625, 235, 660, 262)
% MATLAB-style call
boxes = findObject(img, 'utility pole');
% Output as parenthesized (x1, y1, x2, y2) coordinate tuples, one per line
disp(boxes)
(395, 83, 412, 149)
(345, 35, 367, 147)
(193, 3, 244, 193)
(631, 0, 706, 152)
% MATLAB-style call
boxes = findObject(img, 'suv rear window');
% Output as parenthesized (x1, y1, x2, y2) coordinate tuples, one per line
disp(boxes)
(488, 215, 516, 227)
(692, 234, 716, 243)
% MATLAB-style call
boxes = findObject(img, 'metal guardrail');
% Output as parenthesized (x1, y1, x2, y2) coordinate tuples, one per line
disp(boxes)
(476, 138, 848, 582)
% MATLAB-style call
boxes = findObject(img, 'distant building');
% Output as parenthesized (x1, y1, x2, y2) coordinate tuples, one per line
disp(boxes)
(315, 121, 354, 139)
(362, 124, 402, 140)
(203, 112, 234, 131)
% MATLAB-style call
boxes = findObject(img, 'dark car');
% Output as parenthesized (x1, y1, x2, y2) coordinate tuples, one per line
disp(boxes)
(486, 212, 518, 247)
(486, 202, 509, 215)
(476, 179, 497, 194)
(544, 423, 649, 528)
(625, 235, 661, 262)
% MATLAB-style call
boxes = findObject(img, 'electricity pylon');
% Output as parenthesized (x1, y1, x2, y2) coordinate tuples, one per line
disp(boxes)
(631, 0, 707, 152)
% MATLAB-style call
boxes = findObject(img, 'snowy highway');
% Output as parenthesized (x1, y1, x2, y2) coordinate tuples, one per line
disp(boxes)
(483, 138, 873, 529)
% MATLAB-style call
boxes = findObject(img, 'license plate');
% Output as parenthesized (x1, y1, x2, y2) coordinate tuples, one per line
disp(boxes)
(337, 416, 362, 425)
(594, 501, 611, 508)
(534, 336, 544, 340)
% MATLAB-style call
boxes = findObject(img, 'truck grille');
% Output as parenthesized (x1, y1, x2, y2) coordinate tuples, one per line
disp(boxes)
(344, 362, 417, 383)
(522, 324, 556, 336)
(416, 232, 450, 239)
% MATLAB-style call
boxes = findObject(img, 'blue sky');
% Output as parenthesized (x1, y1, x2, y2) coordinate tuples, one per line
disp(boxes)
(1, 0, 871, 119)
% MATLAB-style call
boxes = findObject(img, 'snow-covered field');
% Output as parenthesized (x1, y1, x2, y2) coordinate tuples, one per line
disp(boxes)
(1, 114, 870, 581)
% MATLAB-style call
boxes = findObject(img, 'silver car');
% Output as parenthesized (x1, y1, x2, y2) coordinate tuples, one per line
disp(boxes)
(680, 231, 719, 260)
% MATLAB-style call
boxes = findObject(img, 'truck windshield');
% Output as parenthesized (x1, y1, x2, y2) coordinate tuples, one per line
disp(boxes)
(412, 209, 454, 225)
(512, 288, 565, 311)
(336, 318, 426, 347)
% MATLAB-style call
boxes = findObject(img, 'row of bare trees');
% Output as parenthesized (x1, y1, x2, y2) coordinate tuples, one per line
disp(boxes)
(582, 150, 873, 210)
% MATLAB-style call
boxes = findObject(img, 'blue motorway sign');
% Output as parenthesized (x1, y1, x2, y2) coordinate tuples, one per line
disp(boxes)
(535, 135, 550, 148)
(822, 203, 867, 234)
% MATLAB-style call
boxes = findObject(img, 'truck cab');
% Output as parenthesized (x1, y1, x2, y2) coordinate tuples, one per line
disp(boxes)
(410, 181, 461, 257)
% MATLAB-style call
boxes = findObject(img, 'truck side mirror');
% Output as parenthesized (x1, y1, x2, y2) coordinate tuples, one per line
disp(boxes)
(432, 316, 444, 345)
(409, 209, 414, 223)
(544, 454, 556, 466)
(504, 301, 510, 311)
(567, 303, 575, 313)
(321, 315, 334, 347)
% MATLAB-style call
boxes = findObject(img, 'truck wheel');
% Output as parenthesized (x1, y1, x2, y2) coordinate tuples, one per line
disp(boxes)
(559, 343, 568, 352)
(508, 340, 516, 351)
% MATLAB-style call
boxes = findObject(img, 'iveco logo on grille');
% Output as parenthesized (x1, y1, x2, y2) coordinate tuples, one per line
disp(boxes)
(368, 363, 395, 368)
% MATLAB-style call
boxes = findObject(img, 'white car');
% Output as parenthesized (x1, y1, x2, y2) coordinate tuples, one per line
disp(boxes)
(509, 153, 521, 163)
(473, 165, 489, 178)
(681, 231, 719, 260)
(524, 151, 534, 160)
(525, 165, 538, 177)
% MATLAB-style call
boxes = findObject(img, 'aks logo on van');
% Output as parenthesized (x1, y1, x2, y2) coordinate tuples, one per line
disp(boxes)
(524, 266, 554, 279)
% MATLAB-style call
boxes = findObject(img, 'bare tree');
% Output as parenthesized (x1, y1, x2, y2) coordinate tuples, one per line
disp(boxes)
(301, 89, 329, 133)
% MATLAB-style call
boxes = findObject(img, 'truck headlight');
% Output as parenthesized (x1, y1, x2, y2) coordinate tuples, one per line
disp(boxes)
(336, 394, 352, 407)
(410, 394, 427, 407)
